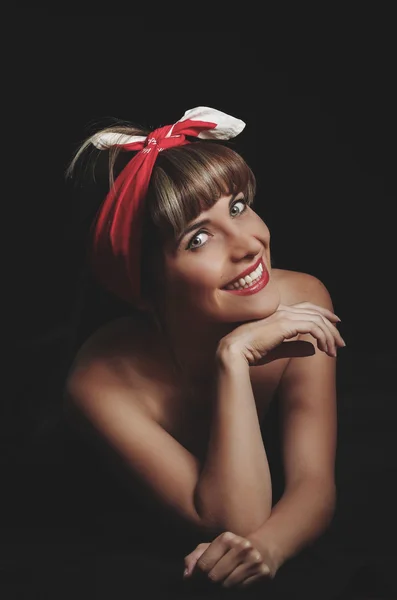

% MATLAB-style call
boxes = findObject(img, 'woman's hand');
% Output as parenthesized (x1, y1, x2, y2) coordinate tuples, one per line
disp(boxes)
(217, 302, 345, 366)
(183, 531, 276, 589)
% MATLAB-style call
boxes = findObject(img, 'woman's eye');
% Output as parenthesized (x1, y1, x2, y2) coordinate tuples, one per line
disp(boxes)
(187, 231, 209, 250)
(230, 200, 247, 217)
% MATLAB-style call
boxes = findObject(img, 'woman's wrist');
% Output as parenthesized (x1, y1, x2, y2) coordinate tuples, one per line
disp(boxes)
(215, 340, 250, 372)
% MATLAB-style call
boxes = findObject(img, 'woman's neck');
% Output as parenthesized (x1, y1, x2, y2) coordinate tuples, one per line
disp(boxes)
(159, 313, 235, 385)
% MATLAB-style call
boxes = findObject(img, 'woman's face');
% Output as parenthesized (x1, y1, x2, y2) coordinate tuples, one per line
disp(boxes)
(161, 192, 281, 324)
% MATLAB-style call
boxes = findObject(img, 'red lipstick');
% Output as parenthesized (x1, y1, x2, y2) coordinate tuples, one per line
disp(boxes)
(225, 256, 263, 287)
(224, 260, 270, 296)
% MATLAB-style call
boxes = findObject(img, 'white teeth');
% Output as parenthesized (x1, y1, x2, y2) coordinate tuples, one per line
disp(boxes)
(226, 262, 264, 290)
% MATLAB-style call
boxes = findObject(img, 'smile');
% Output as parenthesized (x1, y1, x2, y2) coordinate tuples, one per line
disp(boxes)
(223, 259, 270, 296)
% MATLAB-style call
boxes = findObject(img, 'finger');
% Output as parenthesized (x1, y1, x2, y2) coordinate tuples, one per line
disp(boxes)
(184, 556, 199, 577)
(285, 302, 341, 322)
(301, 315, 336, 355)
(287, 312, 344, 355)
(306, 314, 345, 355)
(184, 546, 206, 564)
(276, 306, 346, 354)
(293, 310, 345, 349)
(311, 314, 345, 347)
(207, 536, 266, 586)
(195, 532, 237, 576)
(279, 304, 344, 340)
(221, 549, 269, 588)
(278, 302, 341, 323)
(306, 321, 333, 355)
(277, 318, 329, 354)
(255, 340, 315, 364)
(184, 544, 209, 576)
(238, 564, 272, 588)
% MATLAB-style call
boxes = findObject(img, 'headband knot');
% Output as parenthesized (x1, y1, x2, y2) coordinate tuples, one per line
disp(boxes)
(141, 125, 173, 153)
(90, 107, 246, 304)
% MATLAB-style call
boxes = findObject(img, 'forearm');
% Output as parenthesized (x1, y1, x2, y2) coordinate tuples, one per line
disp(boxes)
(248, 476, 336, 572)
(195, 350, 272, 535)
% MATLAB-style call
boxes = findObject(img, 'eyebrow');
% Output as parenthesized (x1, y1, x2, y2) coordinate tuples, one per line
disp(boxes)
(177, 193, 240, 246)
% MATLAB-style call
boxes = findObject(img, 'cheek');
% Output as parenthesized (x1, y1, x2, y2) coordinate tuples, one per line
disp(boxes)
(183, 261, 220, 289)
(163, 260, 219, 296)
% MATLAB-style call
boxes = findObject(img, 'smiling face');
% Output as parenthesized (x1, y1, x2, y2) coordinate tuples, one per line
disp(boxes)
(140, 141, 280, 327)
(161, 192, 281, 325)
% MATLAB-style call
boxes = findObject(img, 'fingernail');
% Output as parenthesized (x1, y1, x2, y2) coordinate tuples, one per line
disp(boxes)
(183, 568, 189, 578)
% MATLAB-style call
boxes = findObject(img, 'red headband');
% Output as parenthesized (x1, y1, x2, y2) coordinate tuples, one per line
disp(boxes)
(89, 107, 245, 304)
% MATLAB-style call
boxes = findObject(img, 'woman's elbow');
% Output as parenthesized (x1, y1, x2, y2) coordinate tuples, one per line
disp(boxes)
(215, 503, 272, 537)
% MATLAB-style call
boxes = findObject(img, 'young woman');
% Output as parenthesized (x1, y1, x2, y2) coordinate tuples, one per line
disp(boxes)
(63, 107, 345, 592)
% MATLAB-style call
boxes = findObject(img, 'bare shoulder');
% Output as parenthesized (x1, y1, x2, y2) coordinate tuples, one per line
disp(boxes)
(62, 314, 214, 533)
(63, 310, 175, 442)
(65, 312, 164, 395)
(272, 268, 334, 310)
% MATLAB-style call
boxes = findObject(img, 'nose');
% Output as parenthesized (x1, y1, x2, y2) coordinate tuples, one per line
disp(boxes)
(228, 228, 262, 263)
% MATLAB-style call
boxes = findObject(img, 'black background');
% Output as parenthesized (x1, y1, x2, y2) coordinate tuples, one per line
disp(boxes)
(5, 18, 397, 599)
(14, 23, 396, 353)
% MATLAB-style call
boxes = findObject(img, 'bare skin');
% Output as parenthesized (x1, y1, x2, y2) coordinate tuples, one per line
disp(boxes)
(65, 266, 335, 471)
(65, 193, 344, 587)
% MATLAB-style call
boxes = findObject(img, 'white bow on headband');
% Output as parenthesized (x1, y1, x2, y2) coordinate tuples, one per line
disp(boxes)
(91, 106, 246, 149)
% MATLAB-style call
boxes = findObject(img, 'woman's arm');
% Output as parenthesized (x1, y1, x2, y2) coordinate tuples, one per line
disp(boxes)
(196, 274, 342, 540)
(66, 276, 341, 545)
(194, 353, 273, 534)
(247, 276, 339, 571)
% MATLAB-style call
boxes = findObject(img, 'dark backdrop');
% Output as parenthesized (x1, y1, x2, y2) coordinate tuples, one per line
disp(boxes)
(14, 26, 396, 353)
(5, 19, 397, 599)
